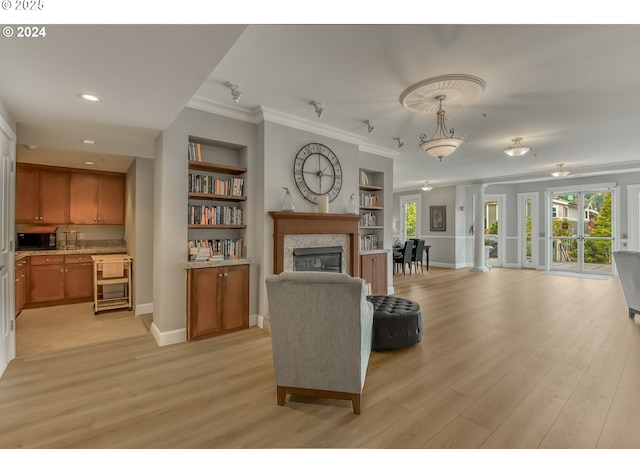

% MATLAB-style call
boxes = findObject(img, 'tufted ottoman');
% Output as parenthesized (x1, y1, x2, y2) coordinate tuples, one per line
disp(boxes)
(366, 295, 422, 351)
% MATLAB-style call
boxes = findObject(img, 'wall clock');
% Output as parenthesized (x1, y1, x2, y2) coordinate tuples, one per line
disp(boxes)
(293, 143, 343, 204)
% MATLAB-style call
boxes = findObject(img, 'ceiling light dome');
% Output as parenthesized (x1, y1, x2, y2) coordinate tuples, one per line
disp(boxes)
(504, 137, 531, 157)
(418, 95, 467, 160)
(421, 183, 433, 191)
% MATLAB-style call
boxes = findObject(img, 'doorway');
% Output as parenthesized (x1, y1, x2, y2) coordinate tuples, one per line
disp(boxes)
(484, 194, 505, 267)
(399, 194, 421, 242)
(518, 193, 539, 268)
(549, 188, 614, 275)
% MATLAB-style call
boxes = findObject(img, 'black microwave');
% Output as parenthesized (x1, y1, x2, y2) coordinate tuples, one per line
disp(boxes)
(17, 232, 57, 251)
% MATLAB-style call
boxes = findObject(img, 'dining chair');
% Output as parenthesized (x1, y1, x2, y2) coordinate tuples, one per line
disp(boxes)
(411, 239, 426, 274)
(393, 240, 413, 275)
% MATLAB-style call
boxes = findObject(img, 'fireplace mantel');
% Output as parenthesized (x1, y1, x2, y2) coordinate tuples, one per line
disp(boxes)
(268, 211, 361, 276)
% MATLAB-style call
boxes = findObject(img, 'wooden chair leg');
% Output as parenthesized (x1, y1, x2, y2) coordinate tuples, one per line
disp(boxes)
(351, 394, 362, 415)
(276, 386, 286, 406)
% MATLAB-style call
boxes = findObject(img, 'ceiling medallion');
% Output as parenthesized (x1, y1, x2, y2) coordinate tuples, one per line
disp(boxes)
(399, 74, 486, 113)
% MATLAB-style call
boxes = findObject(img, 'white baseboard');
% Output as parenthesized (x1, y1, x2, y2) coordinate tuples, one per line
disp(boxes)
(503, 263, 521, 268)
(135, 302, 153, 316)
(250, 314, 259, 327)
(150, 323, 186, 346)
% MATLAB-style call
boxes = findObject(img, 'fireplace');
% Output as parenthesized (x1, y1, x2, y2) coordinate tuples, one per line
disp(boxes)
(268, 211, 361, 276)
(293, 246, 343, 273)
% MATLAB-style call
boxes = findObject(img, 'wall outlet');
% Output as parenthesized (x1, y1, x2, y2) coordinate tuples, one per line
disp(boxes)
(78, 233, 85, 240)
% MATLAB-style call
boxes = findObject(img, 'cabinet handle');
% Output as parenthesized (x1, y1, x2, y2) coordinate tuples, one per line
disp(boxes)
(97, 217, 101, 222)
(224, 273, 228, 276)
(39, 216, 43, 220)
(65, 269, 68, 272)
(21, 274, 25, 278)
(60, 269, 64, 272)
(94, 218, 97, 222)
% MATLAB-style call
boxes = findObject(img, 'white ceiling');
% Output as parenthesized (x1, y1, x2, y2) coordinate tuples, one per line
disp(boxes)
(3, 24, 640, 188)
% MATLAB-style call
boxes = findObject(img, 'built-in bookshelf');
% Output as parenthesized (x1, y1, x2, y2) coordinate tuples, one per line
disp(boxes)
(359, 169, 384, 251)
(187, 138, 247, 262)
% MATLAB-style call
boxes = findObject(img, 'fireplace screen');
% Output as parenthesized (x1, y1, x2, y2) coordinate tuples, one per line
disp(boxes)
(293, 246, 343, 273)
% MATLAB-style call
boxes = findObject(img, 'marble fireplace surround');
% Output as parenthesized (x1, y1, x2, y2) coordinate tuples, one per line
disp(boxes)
(268, 211, 361, 276)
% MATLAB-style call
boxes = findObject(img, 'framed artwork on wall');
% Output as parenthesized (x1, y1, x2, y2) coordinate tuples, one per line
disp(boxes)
(430, 205, 446, 231)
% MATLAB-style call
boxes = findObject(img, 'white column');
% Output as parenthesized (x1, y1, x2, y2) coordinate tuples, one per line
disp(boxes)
(471, 183, 489, 272)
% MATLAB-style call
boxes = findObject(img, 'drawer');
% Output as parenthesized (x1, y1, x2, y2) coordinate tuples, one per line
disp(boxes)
(15, 258, 29, 268)
(30, 255, 65, 266)
(64, 254, 94, 264)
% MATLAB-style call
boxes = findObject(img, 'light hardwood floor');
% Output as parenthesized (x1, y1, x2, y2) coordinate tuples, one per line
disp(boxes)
(1, 267, 639, 449)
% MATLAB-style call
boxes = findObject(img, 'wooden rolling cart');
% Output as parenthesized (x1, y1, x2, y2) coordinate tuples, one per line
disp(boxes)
(91, 254, 133, 314)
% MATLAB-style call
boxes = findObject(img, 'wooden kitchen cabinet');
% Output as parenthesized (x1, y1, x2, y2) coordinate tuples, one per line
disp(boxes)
(360, 252, 388, 295)
(69, 172, 125, 225)
(15, 258, 29, 316)
(187, 264, 249, 341)
(64, 254, 94, 300)
(16, 165, 70, 224)
(28, 254, 94, 307)
(29, 255, 65, 303)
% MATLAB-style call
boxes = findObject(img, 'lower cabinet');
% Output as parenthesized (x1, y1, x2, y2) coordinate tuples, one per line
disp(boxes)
(187, 264, 249, 341)
(360, 252, 388, 296)
(28, 254, 95, 307)
(15, 258, 29, 316)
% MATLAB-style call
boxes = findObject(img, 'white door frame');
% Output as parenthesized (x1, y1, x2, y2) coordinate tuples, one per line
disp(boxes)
(0, 113, 16, 378)
(545, 182, 617, 274)
(517, 192, 539, 268)
(399, 194, 421, 241)
(627, 184, 640, 251)
(484, 194, 506, 267)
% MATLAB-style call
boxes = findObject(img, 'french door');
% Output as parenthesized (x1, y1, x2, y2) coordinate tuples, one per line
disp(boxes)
(399, 194, 421, 242)
(518, 193, 538, 268)
(550, 188, 614, 275)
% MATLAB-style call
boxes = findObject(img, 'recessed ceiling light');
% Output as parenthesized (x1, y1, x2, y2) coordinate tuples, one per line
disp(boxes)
(81, 139, 96, 144)
(84, 161, 95, 165)
(79, 93, 101, 102)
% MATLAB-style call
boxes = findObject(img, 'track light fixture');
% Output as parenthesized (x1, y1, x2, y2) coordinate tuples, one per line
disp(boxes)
(310, 101, 324, 118)
(394, 137, 405, 148)
(226, 82, 242, 103)
(364, 120, 375, 134)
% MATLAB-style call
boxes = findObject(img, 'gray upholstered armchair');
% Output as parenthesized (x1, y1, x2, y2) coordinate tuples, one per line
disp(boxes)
(265, 271, 374, 414)
(613, 251, 640, 318)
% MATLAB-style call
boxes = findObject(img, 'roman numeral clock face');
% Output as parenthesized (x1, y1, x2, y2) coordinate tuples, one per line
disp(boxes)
(293, 143, 342, 204)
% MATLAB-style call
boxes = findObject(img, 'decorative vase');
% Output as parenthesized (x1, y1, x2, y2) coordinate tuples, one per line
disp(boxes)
(346, 193, 359, 214)
(281, 187, 295, 211)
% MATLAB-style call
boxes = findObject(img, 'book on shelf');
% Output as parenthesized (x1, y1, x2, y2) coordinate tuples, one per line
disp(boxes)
(188, 205, 244, 226)
(187, 142, 202, 162)
(359, 192, 380, 207)
(359, 213, 377, 227)
(187, 238, 245, 261)
(188, 173, 244, 197)
(360, 234, 378, 251)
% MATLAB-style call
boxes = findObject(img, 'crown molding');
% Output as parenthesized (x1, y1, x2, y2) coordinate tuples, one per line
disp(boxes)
(187, 97, 401, 159)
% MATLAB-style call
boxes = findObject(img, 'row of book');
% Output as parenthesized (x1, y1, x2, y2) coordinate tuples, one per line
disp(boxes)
(187, 239, 245, 261)
(360, 193, 380, 207)
(360, 234, 379, 251)
(188, 173, 244, 197)
(188, 205, 244, 226)
(187, 142, 203, 161)
(359, 212, 378, 227)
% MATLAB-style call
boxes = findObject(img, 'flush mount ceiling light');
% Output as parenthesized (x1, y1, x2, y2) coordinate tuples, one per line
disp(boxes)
(394, 137, 404, 149)
(225, 82, 242, 103)
(400, 74, 486, 161)
(310, 101, 324, 118)
(504, 137, 531, 157)
(550, 163, 570, 177)
(364, 120, 375, 134)
(421, 182, 433, 191)
(78, 93, 101, 102)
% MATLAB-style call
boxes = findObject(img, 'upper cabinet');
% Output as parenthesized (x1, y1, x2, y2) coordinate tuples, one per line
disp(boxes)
(16, 164, 125, 226)
(16, 164, 69, 224)
(70, 172, 125, 225)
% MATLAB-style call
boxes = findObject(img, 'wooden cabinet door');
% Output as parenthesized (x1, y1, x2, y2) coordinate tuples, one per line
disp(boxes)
(15, 167, 39, 223)
(39, 170, 70, 224)
(221, 265, 249, 331)
(187, 267, 223, 341)
(30, 264, 65, 303)
(69, 173, 98, 224)
(360, 254, 375, 292)
(65, 262, 94, 300)
(97, 174, 125, 224)
(15, 263, 26, 316)
(372, 253, 387, 295)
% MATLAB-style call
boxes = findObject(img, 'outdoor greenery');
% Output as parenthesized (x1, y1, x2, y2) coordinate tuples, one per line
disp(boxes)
(584, 192, 612, 263)
(405, 203, 417, 238)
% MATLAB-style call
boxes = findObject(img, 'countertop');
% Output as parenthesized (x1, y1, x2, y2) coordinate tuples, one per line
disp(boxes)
(184, 257, 254, 269)
(360, 249, 391, 255)
(16, 247, 128, 261)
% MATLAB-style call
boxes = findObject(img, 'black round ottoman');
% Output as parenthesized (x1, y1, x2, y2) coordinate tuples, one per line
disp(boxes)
(366, 295, 422, 351)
